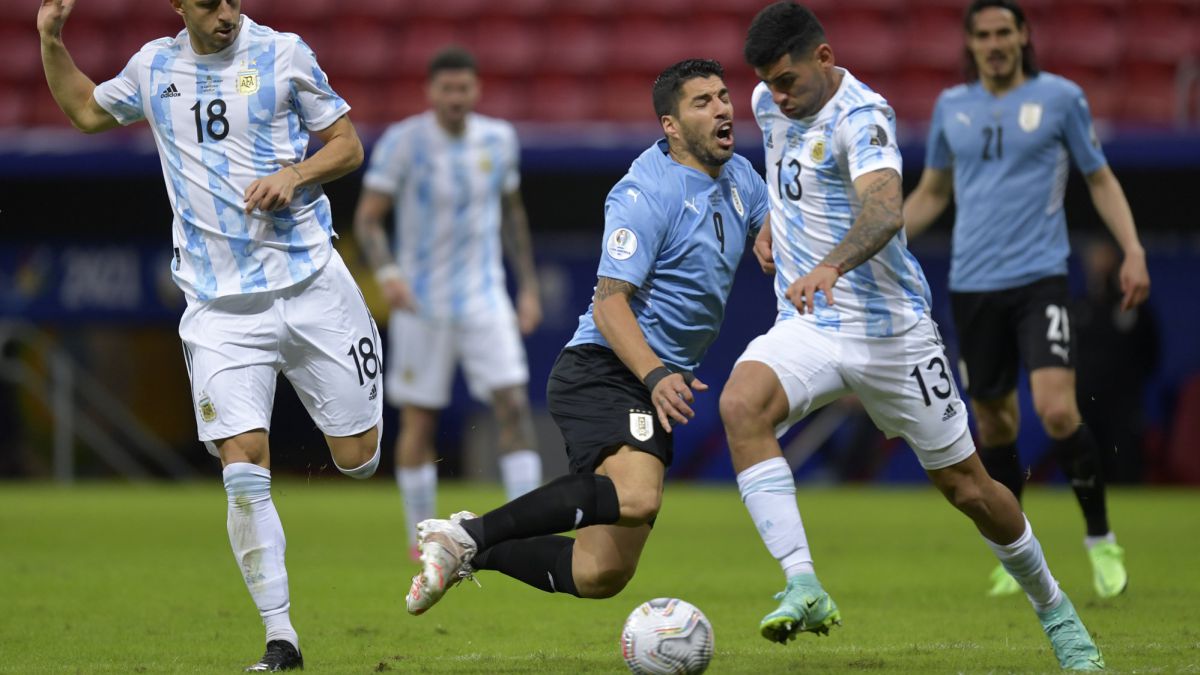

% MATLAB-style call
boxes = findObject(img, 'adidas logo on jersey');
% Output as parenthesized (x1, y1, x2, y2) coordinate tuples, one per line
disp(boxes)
(942, 403, 957, 421)
(368, 383, 378, 401)
(160, 83, 180, 98)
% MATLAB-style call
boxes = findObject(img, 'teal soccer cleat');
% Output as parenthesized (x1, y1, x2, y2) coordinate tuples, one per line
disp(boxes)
(1037, 594, 1105, 670)
(759, 573, 842, 644)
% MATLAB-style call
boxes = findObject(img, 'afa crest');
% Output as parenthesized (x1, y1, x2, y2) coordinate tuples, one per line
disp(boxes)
(810, 139, 827, 163)
(236, 69, 260, 95)
(478, 152, 493, 173)
(198, 391, 218, 423)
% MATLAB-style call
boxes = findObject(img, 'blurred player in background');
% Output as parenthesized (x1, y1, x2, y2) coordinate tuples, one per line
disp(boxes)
(39, 0, 380, 670)
(723, 3, 1103, 669)
(904, 0, 1149, 600)
(354, 47, 543, 559)
(403, 59, 769, 616)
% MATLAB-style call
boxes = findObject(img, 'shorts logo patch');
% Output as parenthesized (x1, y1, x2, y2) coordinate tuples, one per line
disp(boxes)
(607, 228, 638, 261)
(942, 403, 957, 421)
(629, 412, 654, 442)
(368, 383, 378, 401)
(198, 391, 218, 423)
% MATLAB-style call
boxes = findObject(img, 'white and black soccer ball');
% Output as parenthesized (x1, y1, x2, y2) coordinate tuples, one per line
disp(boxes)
(620, 598, 714, 675)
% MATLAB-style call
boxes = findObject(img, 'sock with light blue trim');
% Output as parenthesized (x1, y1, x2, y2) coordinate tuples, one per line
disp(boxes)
(738, 456, 814, 579)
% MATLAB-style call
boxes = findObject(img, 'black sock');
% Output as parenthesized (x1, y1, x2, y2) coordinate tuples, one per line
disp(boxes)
(460, 473, 620, 551)
(1053, 426, 1109, 537)
(979, 442, 1025, 502)
(473, 535, 580, 596)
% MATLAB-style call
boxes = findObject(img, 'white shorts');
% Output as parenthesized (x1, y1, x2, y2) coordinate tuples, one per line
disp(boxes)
(384, 303, 529, 409)
(179, 251, 384, 454)
(735, 315, 973, 470)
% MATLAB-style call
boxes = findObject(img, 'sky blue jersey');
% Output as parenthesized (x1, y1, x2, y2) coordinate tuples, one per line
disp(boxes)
(568, 139, 769, 372)
(926, 73, 1108, 292)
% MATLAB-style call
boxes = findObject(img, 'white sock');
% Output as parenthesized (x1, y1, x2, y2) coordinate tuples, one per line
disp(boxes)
(395, 463, 437, 549)
(1084, 532, 1116, 549)
(499, 449, 542, 499)
(737, 457, 814, 579)
(223, 463, 298, 649)
(984, 516, 1063, 612)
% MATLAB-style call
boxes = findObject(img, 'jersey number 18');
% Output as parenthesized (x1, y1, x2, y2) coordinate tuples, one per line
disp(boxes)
(190, 98, 230, 144)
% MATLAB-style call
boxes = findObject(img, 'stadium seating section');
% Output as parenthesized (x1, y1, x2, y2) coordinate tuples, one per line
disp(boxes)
(1, 0, 1197, 128)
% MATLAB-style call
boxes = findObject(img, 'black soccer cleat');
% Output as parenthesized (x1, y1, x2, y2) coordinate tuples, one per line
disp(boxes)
(244, 640, 303, 672)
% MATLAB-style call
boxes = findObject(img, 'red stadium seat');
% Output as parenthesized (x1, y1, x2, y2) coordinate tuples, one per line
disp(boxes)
(1040, 12, 1124, 71)
(1122, 7, 1199, 66)
(529, 77, 594, 122)
(0, 29, 42, 85)
(609, 19, 694, 75)
(1118, 64, 1180, 126)
(397, 22, 470, 77)
(686, 16, 748, 72)
(67, 0, 135, 25)
(0, 84, 30, 128)
(821, 16, 902, 80)
(602, 75, 654, 122)
(540, 20, 610, 75)
(900, 15, 966, 71)
(887, 71, 958, 127)
(1053, 66, 1121, 123)
(615, 0, 695, 16)
(471, 20, 541, 76)
(476, 77, 530, 121)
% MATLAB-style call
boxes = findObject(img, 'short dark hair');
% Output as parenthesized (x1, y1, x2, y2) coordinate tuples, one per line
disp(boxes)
(651, 59, 725, 118)
(743, 2, 826, 69)
(963, 0, 1039, 81)
(428, 46, 477, 79)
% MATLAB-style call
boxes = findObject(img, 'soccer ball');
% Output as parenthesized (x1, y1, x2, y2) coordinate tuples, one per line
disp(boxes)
(620, 598, 714, 674)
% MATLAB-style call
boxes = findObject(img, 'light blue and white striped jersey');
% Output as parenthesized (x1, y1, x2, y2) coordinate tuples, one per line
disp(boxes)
(93, 16, 349, 301)
(568, 140, 769, 372)
(363, 112, 520, 320)
(754, 68, 931, 338)
(926, 73, 1108, 292)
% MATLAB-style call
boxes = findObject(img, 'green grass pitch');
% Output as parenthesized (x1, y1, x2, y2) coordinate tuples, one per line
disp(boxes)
(1, 480, 1197, 673)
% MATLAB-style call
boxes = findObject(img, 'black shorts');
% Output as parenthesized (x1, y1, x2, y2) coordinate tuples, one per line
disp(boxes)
(950, 275, 1075, 401)
(547, 344, 673, 475)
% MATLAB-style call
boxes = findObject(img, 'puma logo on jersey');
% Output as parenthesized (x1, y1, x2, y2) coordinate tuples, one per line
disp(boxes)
(626, 188, 640, 203)
(683, 197, 700, 215)
(955, 112, 971, 127)
(160, 83, 181, 98)
(1051, 344, 1070, 362)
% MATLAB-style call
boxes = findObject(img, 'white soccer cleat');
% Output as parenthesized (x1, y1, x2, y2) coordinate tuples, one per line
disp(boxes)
(406, 511, 479, 616)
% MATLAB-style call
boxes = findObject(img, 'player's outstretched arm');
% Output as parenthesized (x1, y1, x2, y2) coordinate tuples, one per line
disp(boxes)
(902, 167, 953, 239)
(38, 0, 120, 133)
(1085, 165, 1150, 310)
(244, 115, 363, 213)
(501, 190, 542, 335)
(592, 276, 706, 431)
(786, 168, 903, 314)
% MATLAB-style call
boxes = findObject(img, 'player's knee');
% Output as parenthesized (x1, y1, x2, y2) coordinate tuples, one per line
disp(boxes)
(719, 388, 767, 437)
(333, 425, 382, 479)
(939, 475, 989, 519)
(618, 490, 661, 526)
(579, 564, 636, 599)
(1035, 402, 1079, 439)
(975, 410, 1018, 446)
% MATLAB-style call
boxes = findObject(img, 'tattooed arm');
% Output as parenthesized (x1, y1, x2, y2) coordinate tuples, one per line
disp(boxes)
(821, 168, 904, 272)
(785, 168, 903, 314)
(501, 190, 542, 334)
(592, 276, 703, 429)
(353, 188, 415, 310)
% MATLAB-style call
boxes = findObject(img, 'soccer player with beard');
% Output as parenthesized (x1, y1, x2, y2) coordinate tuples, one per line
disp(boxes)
(402, 59, 769, 614)
(39, 0, 379, 670)
(904, 0, 1147, 601)
(722, 3, 1104, 669)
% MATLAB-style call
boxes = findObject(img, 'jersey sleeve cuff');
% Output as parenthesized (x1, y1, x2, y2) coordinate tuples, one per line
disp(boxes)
(304, 103, 352, 133)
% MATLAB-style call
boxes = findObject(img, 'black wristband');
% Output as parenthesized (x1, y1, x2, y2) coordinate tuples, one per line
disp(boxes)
(642, 366, 672, 393)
